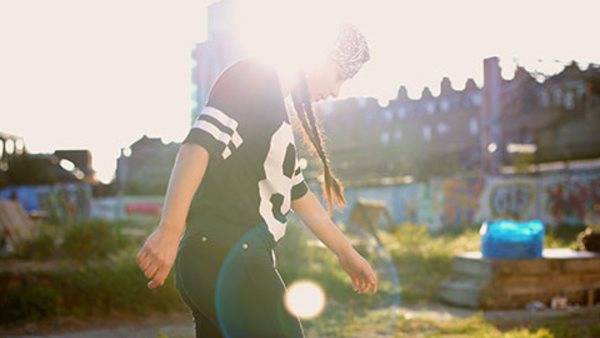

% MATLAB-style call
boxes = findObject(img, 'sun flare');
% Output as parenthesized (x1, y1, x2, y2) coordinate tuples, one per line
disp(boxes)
(284, 279, 327, 320)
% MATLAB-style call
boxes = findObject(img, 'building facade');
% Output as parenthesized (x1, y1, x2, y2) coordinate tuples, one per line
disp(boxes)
(190, 0, 244, 125)
(116, 135, 179, 195)
(316, 59, 600, 186)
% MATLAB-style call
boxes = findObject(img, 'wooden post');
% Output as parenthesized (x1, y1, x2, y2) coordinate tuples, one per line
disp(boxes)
(588, 289, 596, 307)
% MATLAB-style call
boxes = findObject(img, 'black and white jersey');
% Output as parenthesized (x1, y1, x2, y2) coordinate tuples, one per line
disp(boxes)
(182, 58, 308, 243)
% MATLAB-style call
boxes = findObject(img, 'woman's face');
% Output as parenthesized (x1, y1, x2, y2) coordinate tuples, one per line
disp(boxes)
(305, 59, 346, 102)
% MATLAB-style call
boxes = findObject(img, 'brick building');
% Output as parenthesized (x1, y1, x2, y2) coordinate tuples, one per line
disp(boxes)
(314, 59, 600, 185)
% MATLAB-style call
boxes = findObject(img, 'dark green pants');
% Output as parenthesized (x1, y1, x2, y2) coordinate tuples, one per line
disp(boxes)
(174, 222, 305, 338)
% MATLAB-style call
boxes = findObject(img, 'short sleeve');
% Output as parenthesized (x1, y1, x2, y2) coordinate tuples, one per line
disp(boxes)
(182, 61, 252, 165)
(291, 160, 309, 200)
(182, 106, 244, 164)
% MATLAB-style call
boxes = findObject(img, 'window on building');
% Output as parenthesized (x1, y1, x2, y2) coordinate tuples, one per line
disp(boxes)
(552, 87, 562, 106)
(425, 102, 436, 114)
(394, 130, 402, 141)
(539, 91, 550, 107)
(471, 93, 483, 107)
(380, 131, 390, 145)
(437, 122, 450, 135)
(440, 99, 450, 112)
(383, 109, 393, 121)
(469, 117, 479, 135)
(563, 91, 575, 110)
(422, 125, 432, 142)
(397, 107, 406, 119)
(576, 83, 586, 98)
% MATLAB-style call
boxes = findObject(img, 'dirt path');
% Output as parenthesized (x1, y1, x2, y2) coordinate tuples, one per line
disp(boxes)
(4, 303, 600, 338)
(4, 323, 193, 338)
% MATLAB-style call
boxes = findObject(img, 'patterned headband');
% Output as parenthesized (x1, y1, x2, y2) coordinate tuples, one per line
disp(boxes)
(329, 23, 370, 80)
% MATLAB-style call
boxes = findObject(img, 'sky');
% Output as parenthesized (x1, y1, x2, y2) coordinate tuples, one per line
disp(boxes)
(0, 0, 598, 183)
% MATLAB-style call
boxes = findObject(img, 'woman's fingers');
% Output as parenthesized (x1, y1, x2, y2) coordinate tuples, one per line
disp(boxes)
(152, 264, 171, 287)
(144, 260, 159, 280)
(359, 266, 377, 294)
(139, 254, 153, 272)
(136, 248, 146, 265)
(352, 278, 359, 292)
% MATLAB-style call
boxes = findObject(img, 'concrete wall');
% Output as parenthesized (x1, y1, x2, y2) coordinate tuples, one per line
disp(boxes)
(337, 170, 600, 231)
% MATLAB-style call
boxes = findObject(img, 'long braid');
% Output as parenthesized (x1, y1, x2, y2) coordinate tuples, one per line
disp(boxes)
(291, 74, 347, 216)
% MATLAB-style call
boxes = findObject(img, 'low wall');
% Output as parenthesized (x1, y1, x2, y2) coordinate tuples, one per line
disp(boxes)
(336, 170, 600, 231)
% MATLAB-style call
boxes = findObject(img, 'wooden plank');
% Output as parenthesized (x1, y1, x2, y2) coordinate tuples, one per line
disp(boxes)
(0, 201, 36, 250)
(0, 202, 24, 249)
(561, 258, 600, 273)
(455, 249, 600, 276)
(3, 201, 33, 239)
(438, 278, 482, 309)
(440, 248, 600, 310)
(452, 256, 494, 277)
(486, 273, 600, 293)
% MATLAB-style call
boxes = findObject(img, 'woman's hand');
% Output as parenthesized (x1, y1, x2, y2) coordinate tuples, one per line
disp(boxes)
(337, 249, 378, 294)
(136, 224, 181, 289)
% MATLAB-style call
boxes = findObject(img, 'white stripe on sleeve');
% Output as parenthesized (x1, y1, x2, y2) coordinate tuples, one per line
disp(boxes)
(203, 107, 243, 148)
(192, 120, 232, 146)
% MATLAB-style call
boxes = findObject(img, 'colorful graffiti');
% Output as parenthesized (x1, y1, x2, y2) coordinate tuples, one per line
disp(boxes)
(489, 181, 535, 220)
(336, 171, 600, 231)
(0, 183, 92, 225)
(544, 176, 600, 225)
(441, 177, 485, 226)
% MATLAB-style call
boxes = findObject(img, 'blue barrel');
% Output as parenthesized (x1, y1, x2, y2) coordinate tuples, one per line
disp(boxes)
(480, 219, 545, 259)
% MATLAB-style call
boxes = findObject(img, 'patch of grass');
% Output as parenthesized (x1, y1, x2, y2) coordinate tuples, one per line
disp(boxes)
(397, 313, 556, 338)
(0, 248, 185, 325)
(387, 223, 479, 304)
(0, 285, 60, 323)
(387, 223, 581, 305)
(62, 219, 132, 261)
(545, 224, 586, 250)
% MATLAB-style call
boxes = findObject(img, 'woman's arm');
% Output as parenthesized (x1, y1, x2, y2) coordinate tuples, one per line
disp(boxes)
(136, 143, 209, 288)
(291, 190, 378, 294)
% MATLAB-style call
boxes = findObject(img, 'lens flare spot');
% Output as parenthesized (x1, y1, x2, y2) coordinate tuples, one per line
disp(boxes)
(284, 280, 326, 320)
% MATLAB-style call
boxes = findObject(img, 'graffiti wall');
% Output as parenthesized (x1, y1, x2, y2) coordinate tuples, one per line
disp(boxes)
(335, 170, 600, 230)
(478, 177, 538, 222)
(0, 183, 92, 224)
(540, 173, 600, 226)
(90, 196, 164, 223)
(441, 177, 485, 227)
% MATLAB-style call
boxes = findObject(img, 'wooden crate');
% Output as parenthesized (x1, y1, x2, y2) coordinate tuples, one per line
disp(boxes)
(438, 248, 600, 310)
(0, 200, 37, 252)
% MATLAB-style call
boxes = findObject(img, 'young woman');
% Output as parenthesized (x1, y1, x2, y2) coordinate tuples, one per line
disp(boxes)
(136, 24, 378, 337)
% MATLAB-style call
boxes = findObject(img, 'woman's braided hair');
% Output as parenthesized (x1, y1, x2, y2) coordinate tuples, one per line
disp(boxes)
(290, 74, 347, 216)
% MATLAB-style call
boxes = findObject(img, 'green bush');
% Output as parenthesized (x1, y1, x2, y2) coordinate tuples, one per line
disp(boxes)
(16, 229, 59, 260)
(0, 251, 185, 324)
(62, 219, 130, 261)
(0, 285, 60, 322)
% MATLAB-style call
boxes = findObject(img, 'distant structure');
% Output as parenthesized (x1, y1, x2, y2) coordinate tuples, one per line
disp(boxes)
(0, 132, 26, 169)
(53, 149, 95, 183)
(190, 0, 244, 124)
(317, 59, 600, 185)
(116, 135, 179, 195)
